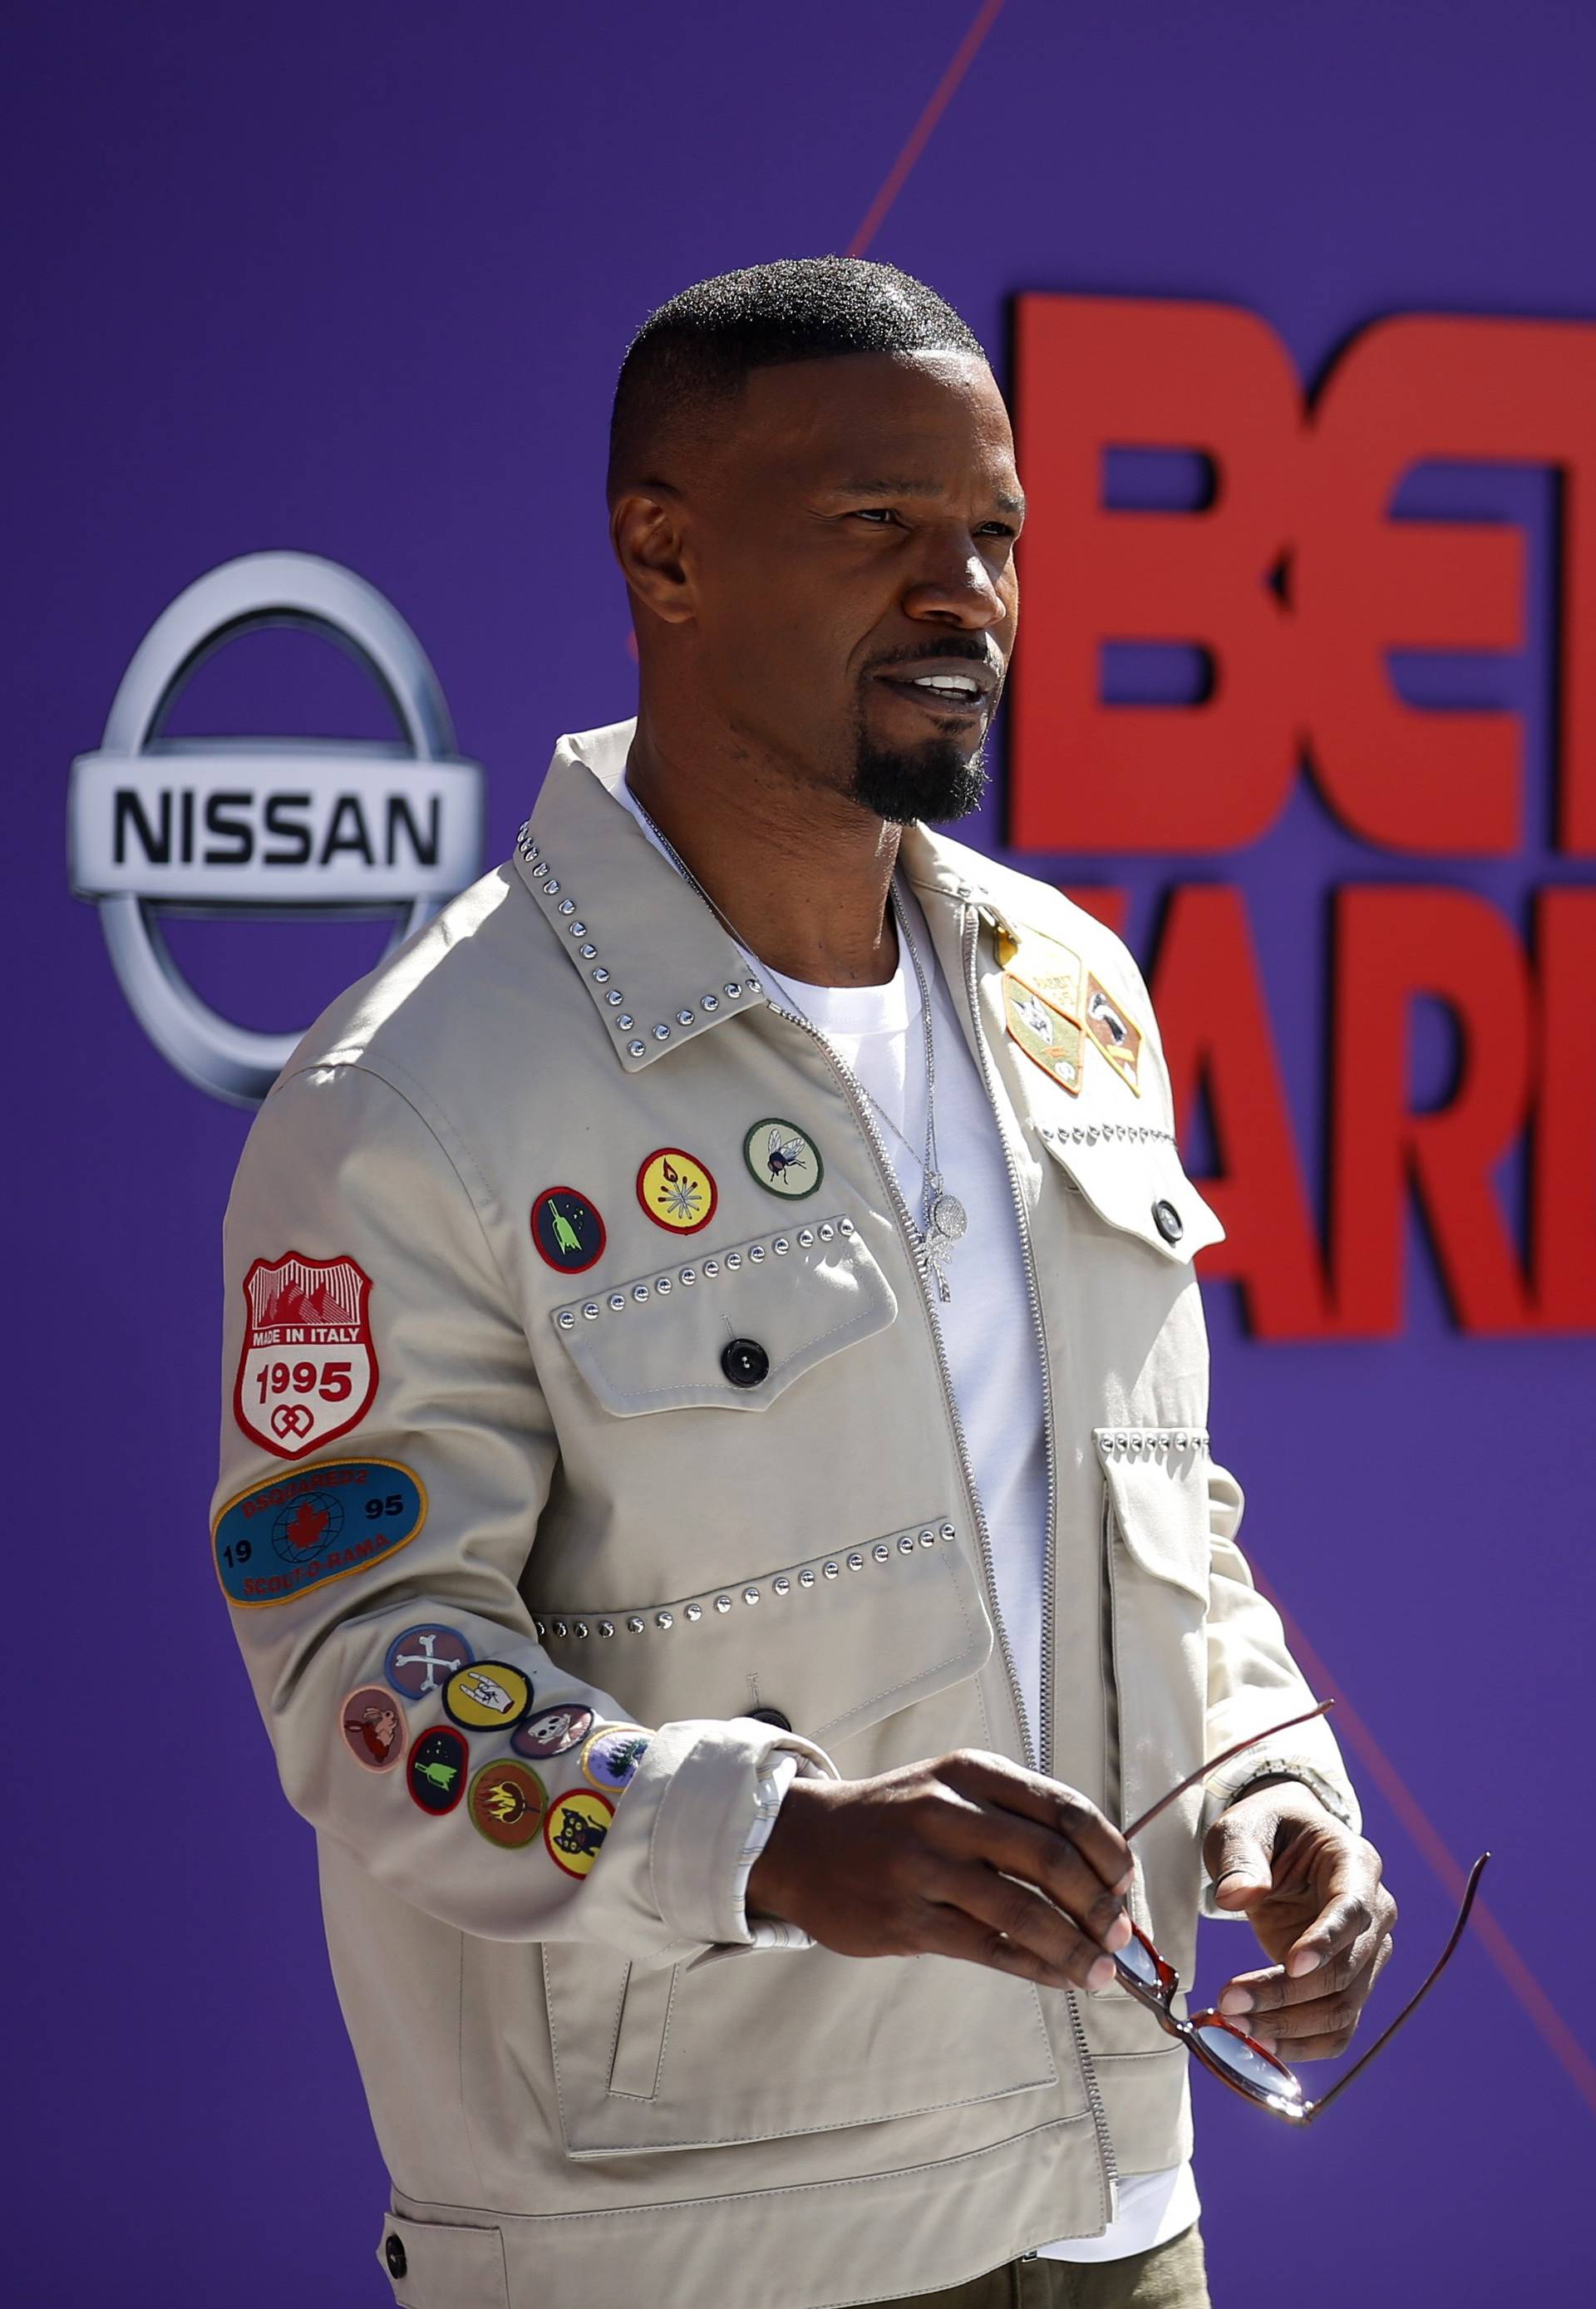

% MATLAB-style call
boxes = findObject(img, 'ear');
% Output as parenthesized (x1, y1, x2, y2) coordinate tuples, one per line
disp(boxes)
(610, 487, 696, 626)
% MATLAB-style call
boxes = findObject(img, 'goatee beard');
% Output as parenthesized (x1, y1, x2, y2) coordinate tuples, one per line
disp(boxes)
(849, 735, 990, 826)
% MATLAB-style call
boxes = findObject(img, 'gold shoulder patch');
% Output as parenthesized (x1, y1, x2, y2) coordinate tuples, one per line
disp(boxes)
(1083, 973, 1143, 1095)
(1003, 972, 1085, 1095)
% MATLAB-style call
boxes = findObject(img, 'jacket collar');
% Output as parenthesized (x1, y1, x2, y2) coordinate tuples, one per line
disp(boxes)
(515, 718, 1010, 1070)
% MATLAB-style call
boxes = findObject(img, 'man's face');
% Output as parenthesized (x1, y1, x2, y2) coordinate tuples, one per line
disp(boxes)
(674, 350, 1022, 823)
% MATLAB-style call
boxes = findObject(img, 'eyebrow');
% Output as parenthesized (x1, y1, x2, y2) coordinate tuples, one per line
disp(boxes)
(826, 477, 1027, 517)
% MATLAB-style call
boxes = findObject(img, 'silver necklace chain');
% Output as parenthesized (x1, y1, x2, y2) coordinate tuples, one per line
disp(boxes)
(628, 794, 967, 1300)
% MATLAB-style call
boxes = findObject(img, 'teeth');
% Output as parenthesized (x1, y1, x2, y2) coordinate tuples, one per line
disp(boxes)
(913, 675, 980, 695)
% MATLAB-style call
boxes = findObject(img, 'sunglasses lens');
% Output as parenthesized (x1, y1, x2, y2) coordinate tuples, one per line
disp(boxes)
(1191, 2020, 1305, 2105)
(1114, 1931, 1164, 1990)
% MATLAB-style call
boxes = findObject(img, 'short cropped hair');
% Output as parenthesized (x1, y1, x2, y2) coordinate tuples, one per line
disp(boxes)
(607, 256, 986, 493)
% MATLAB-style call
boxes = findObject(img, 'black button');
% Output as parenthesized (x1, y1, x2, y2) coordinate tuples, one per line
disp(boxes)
(747, 1706, 792, 1731)
(721, 1337, 771, 1389)
(384, 2234, 408, 2281)
(1152, 1199, 1184, 1244)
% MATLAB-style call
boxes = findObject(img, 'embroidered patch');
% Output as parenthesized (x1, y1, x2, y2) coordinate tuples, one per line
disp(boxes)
(442, 1660, 534, 1731)
(1002, 973, 1085, 1096)
(544, 1788, 616, 1878)
(233, 1253, 378, 1460)
(467, 1759, 548, 1849)
(212, 1460, 426, 1608)
(513, 1703, 595, 1761)
(407, 1725, 469, 1815)
(637, 1147, 718, 1233)
(385, 1623, 473, 1700)
(339, 1685, 407, 1772)
(1084, 973, 1143, 1094)
(999, 931, 1084, 1021)
(582, 1726, 651, 1794)
(741, 1117, 823, 1200)
(530, 1187, 607, 1275)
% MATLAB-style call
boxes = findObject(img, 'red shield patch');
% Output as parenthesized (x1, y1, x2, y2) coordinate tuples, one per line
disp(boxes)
(233, 1252, 378, 1460)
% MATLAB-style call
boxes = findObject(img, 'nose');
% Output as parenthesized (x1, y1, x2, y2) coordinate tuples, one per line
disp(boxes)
(900, 526, 1010, 633)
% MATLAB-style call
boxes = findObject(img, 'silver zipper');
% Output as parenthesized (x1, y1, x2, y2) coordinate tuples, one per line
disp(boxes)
(958, 908, 1058, 1778)
(953, 906, 1116, 2203)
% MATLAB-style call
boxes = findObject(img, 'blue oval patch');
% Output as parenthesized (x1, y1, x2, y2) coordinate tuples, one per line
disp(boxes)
(213, 1460, 426, 1607)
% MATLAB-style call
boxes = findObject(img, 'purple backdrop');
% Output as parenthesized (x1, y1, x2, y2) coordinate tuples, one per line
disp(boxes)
(9, 2, 1591, 2297)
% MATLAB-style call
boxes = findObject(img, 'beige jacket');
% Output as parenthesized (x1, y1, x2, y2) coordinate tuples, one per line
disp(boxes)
(212, 718, 1355, 2309)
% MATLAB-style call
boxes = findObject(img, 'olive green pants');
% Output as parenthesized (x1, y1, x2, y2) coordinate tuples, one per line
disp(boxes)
(867, 2223, 1209, 2309)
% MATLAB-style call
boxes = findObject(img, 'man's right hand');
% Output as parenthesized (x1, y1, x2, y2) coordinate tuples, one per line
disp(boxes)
(746, 1750, 1135, 1991)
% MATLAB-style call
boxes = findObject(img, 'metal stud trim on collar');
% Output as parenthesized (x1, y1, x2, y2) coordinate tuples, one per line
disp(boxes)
(515, 820, 753, 1066)
(1094, 1427, 1210, 1457)
(532, 1516, 958, 1640)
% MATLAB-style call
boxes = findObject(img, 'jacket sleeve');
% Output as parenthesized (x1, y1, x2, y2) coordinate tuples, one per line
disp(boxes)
(1195, 1460, 1362, 1917)
(1105, 930, 1362, 1894)
(212, 1057, 834, 1966)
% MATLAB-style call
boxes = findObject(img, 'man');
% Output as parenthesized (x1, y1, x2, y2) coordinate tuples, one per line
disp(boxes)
(212, 258, 1395, 2309)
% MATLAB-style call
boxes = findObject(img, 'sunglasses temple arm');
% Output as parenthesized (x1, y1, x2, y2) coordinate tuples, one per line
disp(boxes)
(1122, 1700, 1336, 1842)
(1303, 1853, 1491, 2123)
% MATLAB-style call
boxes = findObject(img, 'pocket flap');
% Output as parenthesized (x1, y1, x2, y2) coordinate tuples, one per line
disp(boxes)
(1096, 1426, 1212, 1601)
(549, 1214, 897, 1415)
(534, 1514, 992, 1748)
(1040, 1125, 1224, 1264)
(377, 2213, 509, 2309)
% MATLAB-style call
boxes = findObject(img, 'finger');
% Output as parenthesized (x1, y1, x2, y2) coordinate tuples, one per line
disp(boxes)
(943, 1753, 1133, 1893)
(1249, 1936, 1394, 2055)
(915, 1902, 1086, 1993)
(1203, 1810, 1276, 1912)
(1283, 1846, 1384, 1977)
(921, 1858, 1120, 1993)
(1219, 1923, 1384, 2016)
(936, 1801, 1132, 1952)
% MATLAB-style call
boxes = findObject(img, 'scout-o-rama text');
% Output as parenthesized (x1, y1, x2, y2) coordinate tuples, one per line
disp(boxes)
(213, 260, 1407, 2309)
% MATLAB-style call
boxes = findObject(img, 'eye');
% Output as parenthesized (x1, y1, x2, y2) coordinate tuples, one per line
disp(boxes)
(850, 508, 901, 525)
(978, 520, 1017, 539)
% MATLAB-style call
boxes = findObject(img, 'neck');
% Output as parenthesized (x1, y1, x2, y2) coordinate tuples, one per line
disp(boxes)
(625, 710, 901, 987)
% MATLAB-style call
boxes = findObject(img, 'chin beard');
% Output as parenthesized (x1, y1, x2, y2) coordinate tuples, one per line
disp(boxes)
(849, 735, 990, 825)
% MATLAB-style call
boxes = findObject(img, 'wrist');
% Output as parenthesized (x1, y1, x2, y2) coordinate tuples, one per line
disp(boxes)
(746, 1774, 829, 1923)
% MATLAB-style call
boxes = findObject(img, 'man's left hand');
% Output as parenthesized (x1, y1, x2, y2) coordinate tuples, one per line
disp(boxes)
(1202, 1782, 1397, 2060)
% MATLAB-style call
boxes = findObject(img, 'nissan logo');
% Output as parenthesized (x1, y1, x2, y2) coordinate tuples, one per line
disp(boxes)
(68, 550, 484, 1106)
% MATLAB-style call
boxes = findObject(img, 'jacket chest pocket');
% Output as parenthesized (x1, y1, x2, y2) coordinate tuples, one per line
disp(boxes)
(534, 1515, 992, 1755)
(1037, 1123, 1224, 1268)
(1096, 1426, 1210, 1967)
(547, 1214, 897, 1415)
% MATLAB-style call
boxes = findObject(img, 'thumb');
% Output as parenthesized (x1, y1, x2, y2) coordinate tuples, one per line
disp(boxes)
(1206, 1810, 1275, 1911)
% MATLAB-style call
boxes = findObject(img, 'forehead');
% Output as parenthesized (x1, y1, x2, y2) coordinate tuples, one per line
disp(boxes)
(722, 350, 1017, 493)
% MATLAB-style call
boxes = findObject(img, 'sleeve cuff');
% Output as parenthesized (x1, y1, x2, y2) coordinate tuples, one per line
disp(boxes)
(647, 1718, 836, 1952)
(730, 1750, 820, 1950)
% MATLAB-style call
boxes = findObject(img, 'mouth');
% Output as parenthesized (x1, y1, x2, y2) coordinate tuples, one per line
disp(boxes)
(871, 659, 998, 723)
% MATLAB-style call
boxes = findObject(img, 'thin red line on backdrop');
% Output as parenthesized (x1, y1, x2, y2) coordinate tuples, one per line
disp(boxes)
(1254, 1568, 1596, 2123)
(838, 0, 1596, 2126)
(846, 0, 1010, 257)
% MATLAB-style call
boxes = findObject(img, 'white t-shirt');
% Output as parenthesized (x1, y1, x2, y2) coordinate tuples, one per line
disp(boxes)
(617, 780, 1197, 2262)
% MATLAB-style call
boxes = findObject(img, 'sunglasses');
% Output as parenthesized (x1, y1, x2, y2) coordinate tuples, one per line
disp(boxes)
(1113, 1700, 1489, 2124)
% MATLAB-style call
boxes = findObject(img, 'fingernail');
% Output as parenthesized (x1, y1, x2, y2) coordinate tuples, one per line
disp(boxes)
(1252, 2033, 1278, 2055)
(1218, 1986, 1252, 2015)
(1114, 1870, 1135, 1896)
(1288, 1948, 1321, 1977)
(1087, 1955, 1116, 1992)
(1105, 1913, 1132, 1952)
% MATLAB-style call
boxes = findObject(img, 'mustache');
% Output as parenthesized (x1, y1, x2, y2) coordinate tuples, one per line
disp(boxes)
(864, 639, 1006, 681)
